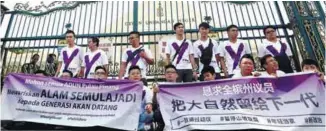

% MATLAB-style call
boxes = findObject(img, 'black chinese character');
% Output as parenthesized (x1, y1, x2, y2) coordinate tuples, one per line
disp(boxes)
(242, 116, 248, 121)
(277, 119, 283, 124)
(178, 120, 181, 126)
(220, 116, 224, 121)
(301, 93, 319, 108)
(252, 97, 269, 111)
(267, 119, 271, 123)
(189, 117, 194, 122)
(289, 119, 295, 124)
(283, 119, 289, 124)
(225, 116, 230, 121)
(221, 98, 238, 110)
(236, 98, 253, 110)
(172, 99, 186, 112)
(195, 117, 200, 122)
(200, 117, 206, 122)
(187, 100, 202, 111)
(236, 116, 242, 121)
(266, 97, 283, 110)
(206, 117, 211, 122)
(184, 117, 189, 123)
(271, 119, 276, 124)
(253, 117, 259, 122)
(230, 116, 236, 121)
(204, 100, 219, 109)
(247, 117, 253, 122)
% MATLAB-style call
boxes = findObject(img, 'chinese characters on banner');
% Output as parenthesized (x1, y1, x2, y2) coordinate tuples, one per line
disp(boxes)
(158, 73, 325, 131)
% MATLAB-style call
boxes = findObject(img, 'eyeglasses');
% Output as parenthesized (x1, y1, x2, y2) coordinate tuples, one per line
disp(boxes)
(66, 36, 73, 38)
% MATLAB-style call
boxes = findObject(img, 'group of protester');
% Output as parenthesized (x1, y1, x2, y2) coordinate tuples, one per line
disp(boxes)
(7, 22, 324, 131)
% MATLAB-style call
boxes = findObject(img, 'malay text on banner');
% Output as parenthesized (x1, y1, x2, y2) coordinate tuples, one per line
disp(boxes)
(1, 73, 143, 131)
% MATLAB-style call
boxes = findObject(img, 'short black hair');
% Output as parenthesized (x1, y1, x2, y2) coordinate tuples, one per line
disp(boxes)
(226, 24, 238, 31)
(65, 30, 76, 37)
(165, 64, 177, 72)
(173, 22, 183, 30)
(301, 59, 319, 70)
(89, 37, 100, 47)
(95, 66, 107, 73)
(129, 31, 140, 38)
(128, 65, 141, 74)
(32, 54, 39, 59)
(263, 25, 277, 35)
(199, 22, 210, 29)
(34, 70, 47, 76)
(240, 54, 255, 67)
(48, 53, 56, 58)
(201, 66, 215, 75)
(62, 70, 73, 77)
(260, 54, 273, 69)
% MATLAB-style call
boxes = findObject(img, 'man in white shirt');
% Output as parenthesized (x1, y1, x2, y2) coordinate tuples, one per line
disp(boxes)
(232, 54, 261, 78)
(55, 30, 84, 77)
(260, 54, 286, 77)
(217, 25, 251, 78)
(258, 25, 294, 73)
(194, 22, 221, 81)
(118, 31, 154, 86)
(80, 37, 109, 79)
(166, 22, 197, 82)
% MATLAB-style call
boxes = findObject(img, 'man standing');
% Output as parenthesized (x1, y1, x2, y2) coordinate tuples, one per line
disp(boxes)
(80, 37, 108, 79)
(259, 25, 294, 73)
(55, 30, 84, 77)
(193, 22, 221, 81)
(119, 31, 154, 85)
(217, 25, 251, 78)
(21, 54, 40, 74)
(166, 22, 197, 82)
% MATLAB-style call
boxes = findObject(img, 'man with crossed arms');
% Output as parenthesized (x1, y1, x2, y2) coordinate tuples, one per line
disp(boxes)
(118, 31, 154, 86)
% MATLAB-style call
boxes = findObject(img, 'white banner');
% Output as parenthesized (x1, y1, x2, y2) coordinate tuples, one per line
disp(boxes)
(158, 73, 325, 131)
(2, 73, 143, 130)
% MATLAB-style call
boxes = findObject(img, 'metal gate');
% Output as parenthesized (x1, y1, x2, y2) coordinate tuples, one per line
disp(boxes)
(1, 1, 324, 82)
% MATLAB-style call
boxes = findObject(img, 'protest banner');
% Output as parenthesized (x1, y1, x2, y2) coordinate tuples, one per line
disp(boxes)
(158, 73, 325, 131)
(1, 73, 143, 130)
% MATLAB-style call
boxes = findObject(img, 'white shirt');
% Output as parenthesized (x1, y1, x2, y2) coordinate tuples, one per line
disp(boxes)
(217, 39, 251, 74)
(122, 46, 154, 78)
(194, 38, 221, 73)
(166, 38, 194, 69)
(258, 39, 293, 58)
(260, 70, 286, 77)
(143, 86, 153, 104)
(58, 45, 84, 77)
(82, 49, 108, 79)
(232, 71, 256, 79)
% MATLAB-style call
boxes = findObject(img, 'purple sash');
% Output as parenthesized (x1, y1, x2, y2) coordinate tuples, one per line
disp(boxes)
(84, 52, 101, 78)
(63, 49, 79, 70)
(172, 42, 189, 64)
(225, 43, 244, 70)
(266, 42, 287, 56)
(127, 50, 141, 66)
